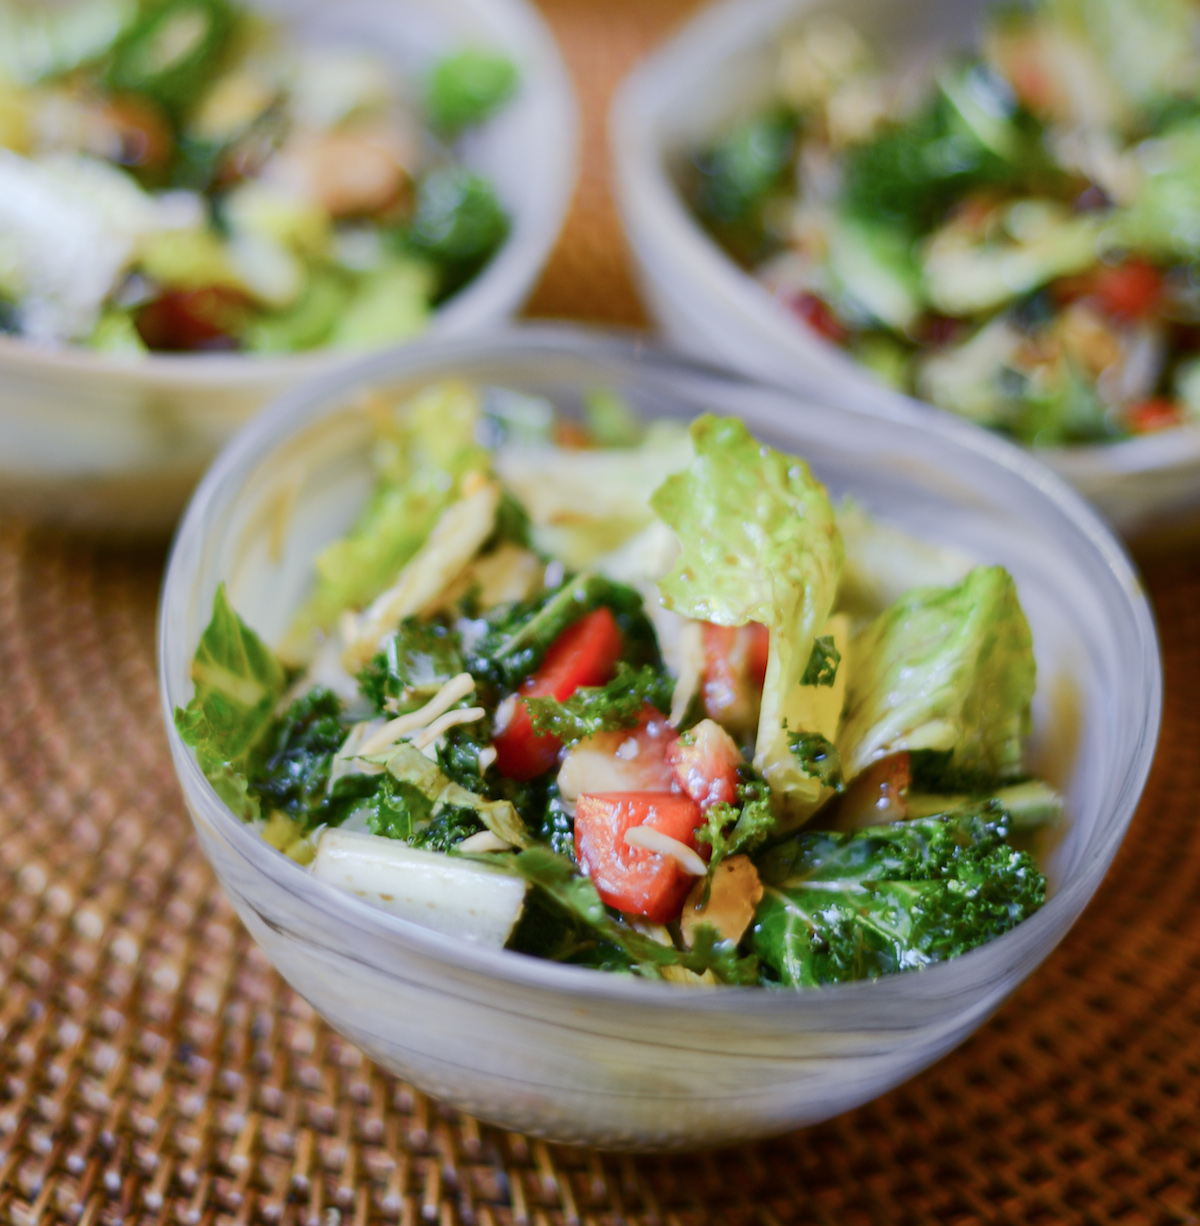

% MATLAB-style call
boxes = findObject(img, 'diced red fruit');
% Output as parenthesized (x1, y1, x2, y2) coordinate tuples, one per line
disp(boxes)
(135, 287, 250, 352)
(1126, 398, 1185, 434)
(492, 606, 623, 781)
(574, 791, 706, 923)
(786, 291, 848, 344)
(834, 752, 911, 830)
(701, 622, 770, 735)
(1093, 260, 1163, 321)
(666, 719, 742, 811)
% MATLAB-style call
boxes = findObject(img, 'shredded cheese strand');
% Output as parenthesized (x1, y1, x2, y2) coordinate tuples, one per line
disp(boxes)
(358, 673, 476, 756)
(624, 827, 707, 876)
(408, 706, 486, 751)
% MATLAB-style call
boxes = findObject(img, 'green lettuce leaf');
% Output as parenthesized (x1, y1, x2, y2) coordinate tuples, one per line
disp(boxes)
(284, 381, 489, 652)
(650, 415, 843, 807)
(174, 584, 287, 820)
(369, 742, 530, 848)
(839, 565, 1035, 781)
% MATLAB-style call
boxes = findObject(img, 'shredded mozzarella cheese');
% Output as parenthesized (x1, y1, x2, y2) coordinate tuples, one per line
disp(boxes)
(357, 673, 475, 756)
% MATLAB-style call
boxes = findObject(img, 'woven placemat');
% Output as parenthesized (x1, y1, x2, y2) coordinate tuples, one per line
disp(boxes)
(3, 2, 1199, 1222)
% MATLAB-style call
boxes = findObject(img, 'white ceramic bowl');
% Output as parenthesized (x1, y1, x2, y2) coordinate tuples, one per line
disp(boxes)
(0, 0, 576, 535)
(159, 325, 1160, 1149)
(611, 0, 1200, 544)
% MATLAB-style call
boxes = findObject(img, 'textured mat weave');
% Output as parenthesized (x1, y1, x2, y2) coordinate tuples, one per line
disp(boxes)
(3, 2, 1199, 1223)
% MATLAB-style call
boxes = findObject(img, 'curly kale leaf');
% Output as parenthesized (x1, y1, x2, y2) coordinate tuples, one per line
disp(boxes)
(690, 110, 799, 263)
(364, 774, 435, 841)
(251, 687, 347, 824)
(787, 731, 845, 793)
(525, 663, 673, 745)
(695, 769, 778, 876)
(409, 806, 485, 852)
(751, 808, 1045, 987)
(464, 573, 661, 690)
(501, 847, 759, 984)
(801, 634, 841, 687)
(358, 618, 464, 714)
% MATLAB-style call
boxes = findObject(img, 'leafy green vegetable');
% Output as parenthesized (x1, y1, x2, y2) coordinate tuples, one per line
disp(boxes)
(365, 774, 434, 840)
(841, 71, 1034, 233)
(286, 382, 488, 647)
(104, 0, 236, 119)
(787, 731, 844, 792)
(174, 584, 287, 820)
(751, 809, 1045, 986)
(374, 742, 530, 848)
(426, 49, 519, 137)
(840, 566, 1035, 782)
(695, 770, 777, 876)
(582, 388, 642, 448)
(500, 847, 760, 984)
(251, 687, 346, 823)
(409, 806, 485, 852)
(525, 663, 673, 745)
(358, 619, 465, 714)
(1118, 118, 1200, 261)
(407, 169, 509, 299)
(801, 634, 841, 687)
(691, 110, 798, 261)
(651, 415, 843, 808)
(465, 573, 660, 690)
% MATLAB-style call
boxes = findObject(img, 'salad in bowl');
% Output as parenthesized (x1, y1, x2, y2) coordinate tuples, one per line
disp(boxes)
(1, 0, 518, 353)
(176, 378, 1059, 987)
(158, 330, 1156, 1145)
(612, 0, 1200, 539)
(0, 0, 574, 533)
(685, 0, 1200, 448)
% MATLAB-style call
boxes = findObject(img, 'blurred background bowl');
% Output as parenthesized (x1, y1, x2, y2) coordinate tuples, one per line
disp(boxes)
(610, 0, 1200, 546)
(0, 0, 576, 536)
(159, 325, 1159, 1149)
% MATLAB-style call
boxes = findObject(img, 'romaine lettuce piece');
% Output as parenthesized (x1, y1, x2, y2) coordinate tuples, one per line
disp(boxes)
(492, 422, 692, 569)
(330, 259, 433, 349)
(650, 416, 843, 808)
(284, 382, 489, 655)
(1118, 119, 1200, 262)
(174, 584, 288, 820)
(839, 565, 1035, 781)
(922, 202, 1102, 317)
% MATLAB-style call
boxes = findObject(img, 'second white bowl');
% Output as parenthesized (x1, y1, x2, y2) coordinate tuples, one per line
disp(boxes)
(611, 0, 1200, 544)
(0, 0, 577, 535)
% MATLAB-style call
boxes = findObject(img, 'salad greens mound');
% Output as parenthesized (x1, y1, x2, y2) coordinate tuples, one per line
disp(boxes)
(177, 381, 1058, 987)
(0, 0, 516, 352)
(687, 0, 1200, 445)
